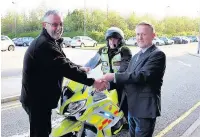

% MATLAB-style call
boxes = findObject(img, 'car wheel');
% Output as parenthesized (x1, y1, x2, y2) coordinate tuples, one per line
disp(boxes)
(8, 45, 15, 51)
(135, 43, 138, 46)
(81, 43, 85, 48)
(62, 43, 66, 48)
(156, 42, 159, 46)
(23, 43, 27, 47)
(93, 43, 97, 47)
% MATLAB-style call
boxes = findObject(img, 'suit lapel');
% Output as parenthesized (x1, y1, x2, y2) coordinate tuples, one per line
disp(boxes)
(129, 55, 137, 69)
(133, 45, 156, 70)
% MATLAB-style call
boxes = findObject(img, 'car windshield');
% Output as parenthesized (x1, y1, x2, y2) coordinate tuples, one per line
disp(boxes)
(83, 36, 92, 40)
(1, 36, 9, 40)
(73, 37, 80, 40)
(64, 37, 71, 40)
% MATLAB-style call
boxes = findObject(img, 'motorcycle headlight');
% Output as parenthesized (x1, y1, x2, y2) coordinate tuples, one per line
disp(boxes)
(66, 100, 86, 115)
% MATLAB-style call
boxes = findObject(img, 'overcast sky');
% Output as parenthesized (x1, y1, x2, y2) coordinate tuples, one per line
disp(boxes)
(1, 0, 200, 18)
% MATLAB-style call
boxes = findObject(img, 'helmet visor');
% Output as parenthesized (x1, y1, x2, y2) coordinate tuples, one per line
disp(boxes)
(107, 32, 122, 40)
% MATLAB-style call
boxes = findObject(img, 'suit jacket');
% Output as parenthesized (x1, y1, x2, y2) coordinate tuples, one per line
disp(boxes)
(115, 45, 166, 118)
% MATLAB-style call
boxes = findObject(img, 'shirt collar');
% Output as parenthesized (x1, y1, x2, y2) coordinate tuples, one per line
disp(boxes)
(140, 45, 152, 53)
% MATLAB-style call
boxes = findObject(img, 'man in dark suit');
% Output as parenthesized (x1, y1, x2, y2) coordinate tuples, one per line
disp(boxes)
(101, 22, 166, 137)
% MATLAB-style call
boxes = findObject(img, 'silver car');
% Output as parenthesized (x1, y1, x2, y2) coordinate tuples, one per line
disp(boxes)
(70, 36, 97, 48)
(125, 37, 137, 46)
(62, 37, 72, 48)
(153, 37, 165, 46)
(1, 35, 15, 51)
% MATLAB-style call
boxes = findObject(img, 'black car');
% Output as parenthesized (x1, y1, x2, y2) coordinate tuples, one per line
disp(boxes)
(171, 36, 189, 44)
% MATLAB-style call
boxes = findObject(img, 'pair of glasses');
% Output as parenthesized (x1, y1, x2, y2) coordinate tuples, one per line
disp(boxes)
(45, 22, 63, 27)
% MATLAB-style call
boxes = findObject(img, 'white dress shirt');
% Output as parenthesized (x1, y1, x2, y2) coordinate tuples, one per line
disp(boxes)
(113, 45, 152, 83)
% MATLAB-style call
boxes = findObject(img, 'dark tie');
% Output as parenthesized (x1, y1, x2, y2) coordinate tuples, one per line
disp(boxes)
(136, 51, 143, 62)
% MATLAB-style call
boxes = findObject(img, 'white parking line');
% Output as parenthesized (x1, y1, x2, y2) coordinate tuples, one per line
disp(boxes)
(177, 60, 192, 67)
(10, 133, 29, 137)
(2, 103, 63, 137)
(1, 76, 22, 79)
(10, 116, 64, 137)
(1, 103, 21, 111)
(181, 115, 200, 137)
(155, 101, 200, 137)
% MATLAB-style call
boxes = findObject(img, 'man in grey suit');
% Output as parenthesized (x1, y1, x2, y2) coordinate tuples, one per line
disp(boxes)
(101, 22, 166, 137)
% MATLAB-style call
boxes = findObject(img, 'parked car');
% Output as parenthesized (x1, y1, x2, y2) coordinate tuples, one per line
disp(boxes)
(62, 37, 72, 48)
(70, 36, 97, 48)
(125, 37, 137, 46)
(171, 36, 189, 44)
(14, 37, 34, 46)
(12, 38, 18, 41)
(159, 37, 174, 45)
(171, 36, 182, 44)
(12, 38, 19, 45)
(186, 36, 199, 42)
(181, 36, 191, 43)
(153, 37, 165, 46)
(1, 35, 15, 51)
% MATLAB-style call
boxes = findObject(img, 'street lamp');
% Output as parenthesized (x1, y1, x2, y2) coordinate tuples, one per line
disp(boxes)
(197, 10, 200, 54)
(12, 1, 17, 37)
(165, 6, 170, 17)
(107, 0, 109, 19)
(84, 0, 86, 36)
(198, 11, 200, 36)
(164, 6, 170, 35)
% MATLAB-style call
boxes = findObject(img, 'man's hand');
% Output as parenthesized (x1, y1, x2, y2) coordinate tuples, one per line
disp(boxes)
(93, 79, 109, 91)
(102, 73, 115, 82)
(80, 67, 91, 73)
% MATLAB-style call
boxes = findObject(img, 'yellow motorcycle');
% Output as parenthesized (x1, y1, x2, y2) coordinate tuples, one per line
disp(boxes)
(51, 78, 128, 137)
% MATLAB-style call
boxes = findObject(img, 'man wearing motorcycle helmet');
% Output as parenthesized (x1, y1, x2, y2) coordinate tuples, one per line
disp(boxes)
(85, 27, 132, 128)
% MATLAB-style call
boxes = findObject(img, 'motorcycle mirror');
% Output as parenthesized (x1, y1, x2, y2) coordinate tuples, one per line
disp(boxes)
(81, 85, 87, 94)
(90, 89, 97, 96)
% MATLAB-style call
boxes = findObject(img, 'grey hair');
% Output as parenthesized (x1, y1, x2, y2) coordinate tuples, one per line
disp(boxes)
(136, 21, 155, 33)
(42, 10, 62, 22)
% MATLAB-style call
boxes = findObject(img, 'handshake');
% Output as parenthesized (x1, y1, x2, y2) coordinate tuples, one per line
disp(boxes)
(80, 67, 115, 91)
(93, 73, 115, 91)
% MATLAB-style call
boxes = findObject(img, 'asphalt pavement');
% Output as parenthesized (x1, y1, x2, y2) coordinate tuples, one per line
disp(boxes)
(1, 44, 200, 137)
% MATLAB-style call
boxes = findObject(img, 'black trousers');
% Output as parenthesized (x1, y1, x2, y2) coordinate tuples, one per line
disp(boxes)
(128, 117, 156, 137)
(120, 96, 129, 121)
(118, 90, 128, 121)
(22, 104, 52, 137)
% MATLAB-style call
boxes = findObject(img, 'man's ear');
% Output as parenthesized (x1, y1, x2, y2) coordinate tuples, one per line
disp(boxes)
(42, 22, 46, 28)
(152, 33, 156, 38)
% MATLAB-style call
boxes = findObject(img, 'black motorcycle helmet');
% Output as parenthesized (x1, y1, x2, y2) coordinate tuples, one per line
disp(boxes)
(105, 27, 125, 48)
